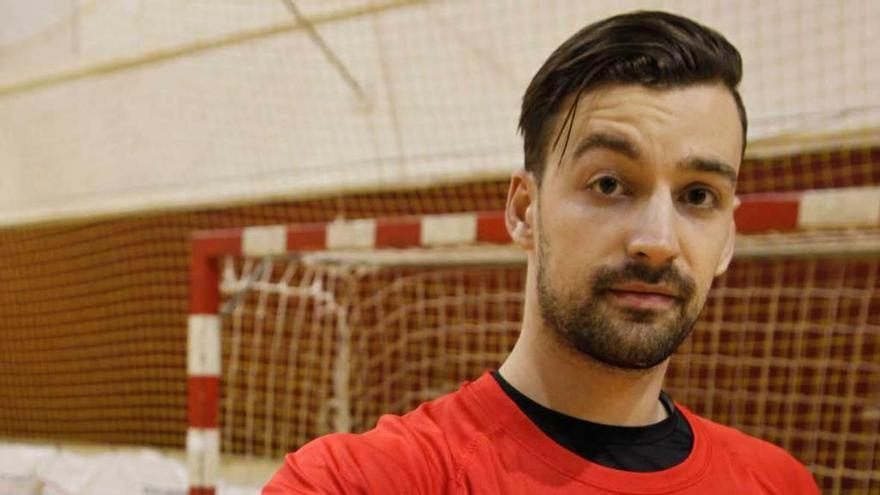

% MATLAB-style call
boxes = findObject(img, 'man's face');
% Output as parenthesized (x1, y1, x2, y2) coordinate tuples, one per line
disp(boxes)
(534, 83, 742, 371)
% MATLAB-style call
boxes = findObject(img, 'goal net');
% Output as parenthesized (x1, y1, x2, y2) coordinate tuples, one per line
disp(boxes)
(218, 247, 524, 452)
(188, 206, 880, 494)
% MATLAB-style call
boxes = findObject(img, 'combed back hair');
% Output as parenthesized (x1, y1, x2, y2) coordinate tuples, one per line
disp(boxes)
(519, 10, 747, 183)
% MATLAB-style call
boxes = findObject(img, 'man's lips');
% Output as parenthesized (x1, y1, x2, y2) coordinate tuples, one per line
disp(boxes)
(604, 283, 680, 310)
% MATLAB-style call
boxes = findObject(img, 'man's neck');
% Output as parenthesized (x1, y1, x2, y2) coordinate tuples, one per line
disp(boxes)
(498, 319, 670, 427)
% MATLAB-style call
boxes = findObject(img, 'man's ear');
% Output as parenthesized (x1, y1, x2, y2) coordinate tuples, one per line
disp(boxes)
(505, 169, 536, 250)
(715, 197, 740, 277)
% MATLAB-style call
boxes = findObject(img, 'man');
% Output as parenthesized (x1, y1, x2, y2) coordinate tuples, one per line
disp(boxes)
(264, 11, 819, 494)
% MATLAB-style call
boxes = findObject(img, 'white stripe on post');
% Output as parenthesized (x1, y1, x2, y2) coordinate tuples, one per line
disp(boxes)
(188, 315, 221, 376)
(327, 219, 377, 249)
(187, 428, 220, 487)
(799, 186, 880, 228)
(421, 213, 477, 246)
(242, 225, 288, 257)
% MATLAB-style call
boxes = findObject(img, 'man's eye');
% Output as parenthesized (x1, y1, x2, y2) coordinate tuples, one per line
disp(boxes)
(681, 187, 719, 208)
(588, 176, 626, 197)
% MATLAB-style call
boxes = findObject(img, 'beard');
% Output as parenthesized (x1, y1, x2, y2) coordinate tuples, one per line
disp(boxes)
(537, 236, 702, 371)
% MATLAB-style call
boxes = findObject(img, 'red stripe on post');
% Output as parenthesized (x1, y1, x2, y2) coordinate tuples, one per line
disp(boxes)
(192, 229, 244, 258)
(187, 376, 220, 429)
(189, 255, 220, 314)
(477, 211, 511, 244)
(287, 223, 327, 250)
(735, 193, 801, 234)
(189, 488, 214, 495)
(376, 218, 421, 248)
(190, 231, 243, 314)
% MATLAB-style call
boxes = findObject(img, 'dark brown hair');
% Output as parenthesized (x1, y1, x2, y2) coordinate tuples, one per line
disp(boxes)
(519, 11, 746, 183)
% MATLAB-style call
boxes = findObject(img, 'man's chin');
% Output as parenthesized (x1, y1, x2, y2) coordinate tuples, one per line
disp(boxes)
(616, 307, 664, 324)
(597, 299, 674, 325)
(585, 350, 672, 374)
(550, 317, 682, 373)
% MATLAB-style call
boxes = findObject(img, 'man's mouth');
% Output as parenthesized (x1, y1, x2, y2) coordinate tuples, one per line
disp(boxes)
(604, 283, 679, 310)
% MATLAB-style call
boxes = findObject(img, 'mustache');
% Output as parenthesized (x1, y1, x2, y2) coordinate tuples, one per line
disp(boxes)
(591, 262, 696, 301)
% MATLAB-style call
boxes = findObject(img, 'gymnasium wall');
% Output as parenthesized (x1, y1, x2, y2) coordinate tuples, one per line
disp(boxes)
(2, 0, 878, 226)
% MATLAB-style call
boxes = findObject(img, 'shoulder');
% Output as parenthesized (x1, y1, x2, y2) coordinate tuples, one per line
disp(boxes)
(683, 407, 819, 493)
(692, 412, 798, 466)
(263, 379, 491, 494)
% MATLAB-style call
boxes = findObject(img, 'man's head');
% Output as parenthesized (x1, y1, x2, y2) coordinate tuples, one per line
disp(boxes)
(506, 11, 745, 372)
(520, 10, 746, 182)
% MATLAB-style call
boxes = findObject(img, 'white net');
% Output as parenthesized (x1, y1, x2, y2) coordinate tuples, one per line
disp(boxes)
(217, 251, 524, 455)
(217, 231, 880, 493)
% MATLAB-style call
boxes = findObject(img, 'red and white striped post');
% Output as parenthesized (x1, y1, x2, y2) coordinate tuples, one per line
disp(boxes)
(185, 186, 880, 493)
(188, 228, 241, 495)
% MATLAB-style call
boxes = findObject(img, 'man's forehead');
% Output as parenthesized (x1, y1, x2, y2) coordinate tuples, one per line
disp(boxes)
(546, 84, 744, 172)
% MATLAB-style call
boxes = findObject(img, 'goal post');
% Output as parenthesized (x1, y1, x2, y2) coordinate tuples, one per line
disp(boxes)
(187, 187, 880, 495)
(186, 211, 511, 494)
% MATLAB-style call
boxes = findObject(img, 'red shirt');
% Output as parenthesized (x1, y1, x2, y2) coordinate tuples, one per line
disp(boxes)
(263, 372, 819, 494)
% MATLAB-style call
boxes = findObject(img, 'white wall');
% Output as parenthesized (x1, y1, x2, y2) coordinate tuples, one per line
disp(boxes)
(1, 0, 878, 226)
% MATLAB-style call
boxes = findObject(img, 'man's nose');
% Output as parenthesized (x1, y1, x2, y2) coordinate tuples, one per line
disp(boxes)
(625, 191, 681, 266)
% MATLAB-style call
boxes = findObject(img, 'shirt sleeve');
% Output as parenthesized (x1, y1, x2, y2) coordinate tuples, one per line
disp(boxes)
(262, 414, 453, 495)
(785, 457, 822, 495)
(744, 436, 822, 495)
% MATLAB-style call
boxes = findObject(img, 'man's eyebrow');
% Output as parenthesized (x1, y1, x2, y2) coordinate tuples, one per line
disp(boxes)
(568, 133, 738, 187)
(570, 132, 640, 163)
(678, 157, 738, 187)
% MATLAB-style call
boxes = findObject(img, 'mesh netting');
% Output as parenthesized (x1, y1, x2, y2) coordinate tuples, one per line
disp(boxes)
(674, 256, 879, 493)
(0, 150, 878, 494)
(3, 3, 879, 494)
(216, 241, 879, 494)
